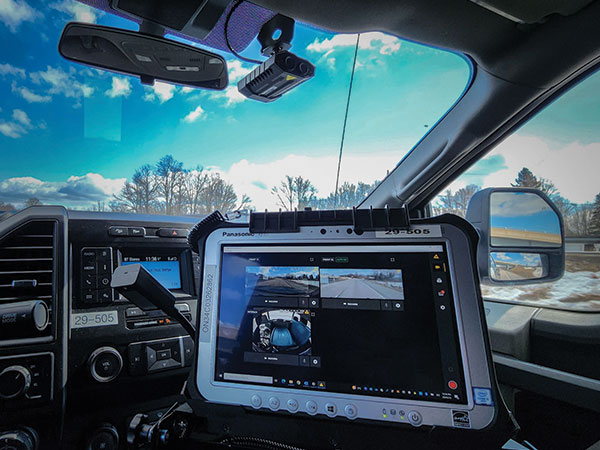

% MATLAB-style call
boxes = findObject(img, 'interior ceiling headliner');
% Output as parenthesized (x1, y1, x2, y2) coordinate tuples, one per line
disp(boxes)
(252, 0, 600, 89)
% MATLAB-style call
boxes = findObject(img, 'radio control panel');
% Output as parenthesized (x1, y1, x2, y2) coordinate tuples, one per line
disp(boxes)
(80, 247, 114, 305)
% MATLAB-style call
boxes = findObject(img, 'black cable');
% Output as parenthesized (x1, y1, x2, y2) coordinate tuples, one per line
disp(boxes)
(334, 33, 360, 208)
(225, 0, 263, 64)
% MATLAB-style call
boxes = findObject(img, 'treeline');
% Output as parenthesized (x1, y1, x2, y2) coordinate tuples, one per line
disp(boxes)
(104, 158, 379, 216)
(271, 175, 379, 211)
(106, 155, 250, 215)
(432, 167, 600, 236)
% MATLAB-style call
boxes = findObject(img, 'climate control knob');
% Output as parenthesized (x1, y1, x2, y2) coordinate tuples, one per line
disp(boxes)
(0, 365, 31, 399)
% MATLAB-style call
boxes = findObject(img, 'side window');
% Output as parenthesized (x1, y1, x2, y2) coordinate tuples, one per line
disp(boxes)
(432, 70, 600, 312)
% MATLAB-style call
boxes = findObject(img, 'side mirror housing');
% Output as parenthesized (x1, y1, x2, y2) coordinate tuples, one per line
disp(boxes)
(465, 187, 565, 285)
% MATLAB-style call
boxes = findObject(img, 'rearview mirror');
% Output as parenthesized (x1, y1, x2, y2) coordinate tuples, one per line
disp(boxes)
(59, 22, 228, 90)
(465, 188, 565, 285)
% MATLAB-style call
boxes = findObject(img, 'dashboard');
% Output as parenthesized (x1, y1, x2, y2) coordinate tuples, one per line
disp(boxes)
(0, 207, 200, 449)
(0, 207, 598, 450)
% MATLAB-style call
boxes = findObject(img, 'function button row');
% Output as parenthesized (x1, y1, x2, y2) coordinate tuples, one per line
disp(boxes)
(108, 226, 145, 237)
(248, 396, 358, 420)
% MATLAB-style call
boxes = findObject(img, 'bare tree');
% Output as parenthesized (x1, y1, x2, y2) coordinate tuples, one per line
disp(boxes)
(432, 184, 480, 218)
(155, 155, 185, 215)
(25, 197, 42, 207)
(271, 176, 317, 211)
(0, 201, 16, 211)
(199, 173, 238, 213)
(567, 203, 593, 236)
(184, 167, 209, 215)
(272, 176, 296, 211)
(132, 164, 158, 213)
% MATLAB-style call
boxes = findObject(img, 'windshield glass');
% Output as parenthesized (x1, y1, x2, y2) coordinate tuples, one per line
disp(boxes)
(0, 1, 470, 214)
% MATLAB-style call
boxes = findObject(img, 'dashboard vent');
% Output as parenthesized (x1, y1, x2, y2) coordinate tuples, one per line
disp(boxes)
(0, 221, 56, 340)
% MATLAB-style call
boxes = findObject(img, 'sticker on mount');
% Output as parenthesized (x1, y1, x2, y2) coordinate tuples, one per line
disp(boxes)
(473, 387, 494, 406)
(452, 410, 471, 428)
(375, 225, 442, 238)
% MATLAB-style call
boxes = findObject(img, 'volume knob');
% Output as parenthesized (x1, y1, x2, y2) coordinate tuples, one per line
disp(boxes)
(0, 365, 31, 399)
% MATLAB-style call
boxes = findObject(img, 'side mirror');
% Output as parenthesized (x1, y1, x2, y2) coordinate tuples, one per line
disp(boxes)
(59, 22, 228, 90)
(465, 188, 565, 285)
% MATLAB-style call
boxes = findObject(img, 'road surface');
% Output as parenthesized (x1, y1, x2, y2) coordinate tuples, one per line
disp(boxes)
(321, 278, 404, 300)
(251, 277, 319, 297)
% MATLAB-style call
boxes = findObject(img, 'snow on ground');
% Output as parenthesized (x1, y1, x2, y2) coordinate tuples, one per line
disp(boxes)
(481, 271, 600, 311)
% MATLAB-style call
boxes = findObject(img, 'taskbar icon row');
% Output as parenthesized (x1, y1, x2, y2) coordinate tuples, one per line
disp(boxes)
(351, 385, 460, 401)
(274, 378, 326, 389)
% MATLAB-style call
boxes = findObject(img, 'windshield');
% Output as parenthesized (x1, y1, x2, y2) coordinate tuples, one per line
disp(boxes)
(0, 1, 470, 215)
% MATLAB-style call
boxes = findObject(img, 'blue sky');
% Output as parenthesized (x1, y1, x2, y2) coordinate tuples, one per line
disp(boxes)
(445, 70, 600, 205)
(0, 1, 597, 211)
(0, 0, 470, 209)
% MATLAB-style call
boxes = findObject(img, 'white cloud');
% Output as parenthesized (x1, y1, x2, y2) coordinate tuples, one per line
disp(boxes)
(50, 0, 102, 23)
(210, 85, 246, 107)
(11, 83, 52, 103)
(210, 153, 397, 210)
(30, 65, 94, 99)
(0, 173, 126, 208)
(105, 76, 132, 98)
(0, 62, 25, 78)
(183, 105, 205, 123)
(12, 109, 32, 128)
(206, 60, 251, 107)
(443, 134, 600, 204)
(143, 81, 177, 103)
(227, 59, 249, 83)
(307, 32, 401, 56)
(0, 109, 41, 138)
(0, 121, 26, 138)
(0, 0, 39, 32)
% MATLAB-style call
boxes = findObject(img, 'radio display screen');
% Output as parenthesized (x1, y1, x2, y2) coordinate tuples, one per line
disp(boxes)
(214, 244, 467, 405)
(122, 255, 182, 290)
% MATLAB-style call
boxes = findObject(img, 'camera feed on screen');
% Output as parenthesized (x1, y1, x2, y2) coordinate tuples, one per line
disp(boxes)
(252, 309, 312, 354)
(216, 245, 467, 405)
(246, 266, 319, 298)
(320, 269, 404, 300)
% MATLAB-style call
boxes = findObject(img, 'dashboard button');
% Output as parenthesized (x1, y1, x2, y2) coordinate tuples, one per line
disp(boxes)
(157, 228, 188, 238)
(89, 347, 122, 383)
(146, 347, 157, 367)
(305, 400, 318, 415)
(126, 307, 144, 318)
(98, 289, 112, 303)
(98, 275, 111, 288)
(82, 290, 97, 303)
(82, 263, 96, 274)
(82, 249, 96, 258)
(182, 336, 194, 367)
(408, 410, 422, 426)
(128, 227, 146, 237)
(325, 403, 337, 417)
(108, 226, 128, 237)
(268, 396, 280, 410)
(97, 260, 111, 275)
(344, 404, 358, 419)
(175, 303, 190, 312)
(82, 274, 97, 289)
(287, 398, 299, 412)
(157, 349, 171, 360)
(251, 395, 262, 408)
(97, 248, 111, 259)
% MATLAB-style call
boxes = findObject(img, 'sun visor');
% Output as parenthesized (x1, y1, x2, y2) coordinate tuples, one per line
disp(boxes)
(76, 0, 275, 54)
